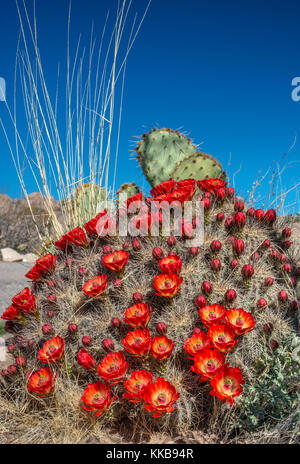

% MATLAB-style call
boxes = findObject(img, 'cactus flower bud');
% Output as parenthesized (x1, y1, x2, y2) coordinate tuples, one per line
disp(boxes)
(167, 236, 176, 247)
(47, 294, 56, 303)
(242, 264, 254, 278)
(82, 336, 92, 346)
(16, 356, 27, 368)
(1, 370, 8, 378)
(201, 281, 213, 295)
(102, 338, 114, 352)
(282, 228, 291, 239)
(111, 317, 121, 328)
(254, 209, 264, 221)
(133, 292, 143, 304)
(264, 277, 274, 287)
(201, 197, 211, 211)
(233, 212, 246, 228)
(270, 339, 279, 350)
(122, 241, 130, 250)
(216, 188, 226, 201)
(7, 344, 15, 353)
(257, 298, 267, 308)
(102, 245, 112, 254)
(152, 247, 164, 260)
(278, 290, 288, 302)
(225, 217, 233, 229)
(283, 263, 292, 273)
(263, 322, 273, 333)
(195, 295, 207, 308)
(113, 279, 123, 288)
(262, 239, 270, 248)
(42, 324, 53, 335)
(68, 323, 78, 334)
(246, 207, 255, 217)
(251, 251, 260, 262)
(132, 238, 142, 251)
(282, 240, 291, 250)
(264, 209, 276, 225)
(234, 200, 244, 212)
(225, 289, 237, 302)
(27, 339, 35, 348)
(78, 267, 88, 276)
(233, 238, 244, 255)
(192, 327, 202, 335)
(210, 240, 222, 253)
(7, 365, 17, 376)
(190, 247, 199, 256)
(230, 259, 239, 269)
(46, 310, 55, 318)
(156, 322, 167, 335)
(216, 212, 225, 222)
(211, 258, 221, 272)
(226, 187, 234, 197)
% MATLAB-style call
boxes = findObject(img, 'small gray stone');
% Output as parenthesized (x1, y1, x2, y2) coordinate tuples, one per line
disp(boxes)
(22, 253, 38, 263)
(0, 248, 23, 262)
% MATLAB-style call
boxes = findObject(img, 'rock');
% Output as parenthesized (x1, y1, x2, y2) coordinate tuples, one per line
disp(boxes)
(0, 248, 23, 262)
(22, 253, 38, 263)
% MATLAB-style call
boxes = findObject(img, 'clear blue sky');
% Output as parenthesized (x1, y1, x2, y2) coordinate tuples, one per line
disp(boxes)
(0, 0, 299, 213)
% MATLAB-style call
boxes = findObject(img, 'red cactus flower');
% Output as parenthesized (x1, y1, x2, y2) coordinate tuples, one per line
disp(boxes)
(126, 192, 143, 211)
(150, 179, 175, 197)
(151, 335, 174, 361)
(264, 209, 276, 225)
(199, 304, 226, 328)
(83, 209, 107, 236)
(12, 288, 37, 315)
(123, 303, 152, 328)
(242, 264, 254, 278)
(159, 254, 182, 274)
(27, 367, 57, 397)
(122, 328, 152, 357)
(226, 308, 256, 335)
(81, 381, 116, 417)
(82, 275, 107, 297)
(191, 348, 225, 381)
(254, 209, 264, 221)
(55, 226, 88, 250)
(144, 377, 180, 418)
(197, 178, 226, 194)
(201, 281, 213, 295)
(153, 273, 183, 298)
(225, 289, 237, 303)
(233, 238, 244, 255)
(97, 351, 129, 383)
(102, 250, 130, 272)
(210, 364, 244, 405)
(35, 253, 57, 275)
(233, 212, 246, 228)
(123, 370, 153, 403)
(208, 323, 238, 352)
(210, 240, 222, 253)
(1, 305, 23, 321)
(38, 336, 65, 363)
(183, 331, 210, 358)
(77, 348, 96, 370)
(25, 264, 43, 281)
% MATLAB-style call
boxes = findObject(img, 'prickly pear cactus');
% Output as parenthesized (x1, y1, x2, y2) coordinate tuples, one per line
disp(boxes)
(1, 176, 299, 443)
(136, 128, 225, 186)
(72, 183, 108, 225)
(117, 183, 140, 204)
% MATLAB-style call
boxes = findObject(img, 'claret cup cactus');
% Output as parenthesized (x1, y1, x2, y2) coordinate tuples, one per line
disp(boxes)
(0, 131, 299, 443)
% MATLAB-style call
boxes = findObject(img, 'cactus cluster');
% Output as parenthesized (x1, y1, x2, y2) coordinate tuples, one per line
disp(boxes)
(1, 174, 299, 443)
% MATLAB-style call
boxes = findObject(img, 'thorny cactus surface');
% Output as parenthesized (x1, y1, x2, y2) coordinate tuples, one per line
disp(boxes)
(1, 176, 299, 443)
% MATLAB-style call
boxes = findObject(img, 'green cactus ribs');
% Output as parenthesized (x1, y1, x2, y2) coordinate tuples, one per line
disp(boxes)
(136, 128, 225, 186)
(72, 183, 108, 224)
(117, 183, 140, 203)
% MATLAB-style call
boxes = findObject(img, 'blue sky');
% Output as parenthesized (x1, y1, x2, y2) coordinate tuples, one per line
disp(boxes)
(0, 0, 299, 213)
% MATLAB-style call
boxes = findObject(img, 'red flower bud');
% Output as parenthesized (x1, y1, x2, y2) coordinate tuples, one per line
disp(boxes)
(7, 344, 15, 353)
(251, 251, 260, 262)
(211, 258, 221, 272)
(42, 324, 53, 335)
(7, 365, 17, 375)
(282, 228, 291, 239)
(270, 339, 279, 350)
(101, 338, 114, 352)
(102, 245, 112, 254)
(247, 207, 255, 217)
(242, 264, 254, 278)
(279, 253, 287, 263)
(195, 295, 207, 308)
(203, 191, 211, 198)
(47, 294, 56, 303)
(46, 310, 55, 318)
(233, 212, 246, 228)
(216, 188, 226, 201)
(132, 238, 142, 251)
(257, 298, 267, 308)
(264, 209, 276, 225)
(234, 200, 244, 212)
(290, 300, 299, 311)
(27, 339, 35, 348)
(82, 336, 92, 346)
(66, 257, 74, 266)
(152, 247, 164, 260)
(111, 317, 121, 328)
(113, 279, 123, 288)
(264, 277, 274, 287)
(133, 292, 143, 304)
(192, 327, 202, 335)
(216, 212, 225, 222)
(296, 267, 300, 276)
(254, 209, 264, 221)
(226, 187, 234, 198)
(192, 217, 201, 228)
(78, 267, 88, 276)
(278, 290, 288, 302)
(289, 277, 296, 288)
(230, 259, 239, 269)
(156, 322, 167, 335)
(122, 241, 130, 250)
(68, 323, 78, 334)
(167, 236, 176, 247)
(233, 238, 244, 255)
(225, 217, 233, 229)
(16, 356, 27, 368)
(263, 322, 273, 333)
(201, 197, 211, 211)
(225, 289, 237, 302)
(270, 249, 278, 260)
(190, 247, 199, 256)
(47, 280, 58, 288)
(282, 240, 291, 250)
(1, 370, 8, 378)
(262, 239, 271, 248)
(201, 281, 213, 295)
(210, 240, 222, 253)
(283, 263, 292, 273)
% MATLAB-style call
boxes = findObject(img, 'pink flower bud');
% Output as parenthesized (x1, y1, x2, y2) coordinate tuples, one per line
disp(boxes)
(66, 257, 74, 266)
(233, 238, 244, 255)
(102, 245, 112, 254)
(283, 263, 292, 273)
(190, 247, 199, 256)
(279, 253, 287, 263)
(216, 188, 226, 201)
(233, 212, 246, 228)
(264, 277, 274, 287)
(47, 294, 56, 303)
(152, 247, 164, 260)
(257, 298, 267, 308)
(262, 239, 271, 248)
(167, 236, 176, 247)
(82, 336, 92, 346)
(132, 238, 142, 251)
(234, 200, 244, 212)
(7, 344, 15, 354)
(251, 251, 260, 262)
(27, 339, 35, 348)
(264, 209, 276, 225)
(111, 317, 121, 328)
(278, 290, 288, 302)
(211, 258, 221, 272)
(7, 365, 17, 376)
(242, 264, 254, 278)
(247, 207, 255, 217)
(226, 187, 234, 198)
(122, 241, 130, 250)
(210, 240, 222, 253)
(263, 322, 273, 333)
(225, 289, 237, 302)
(216, 212, 225, 222)
(42, 324, 53, 335)
(133, 292, 143, 304)
(46, 310, 55, 318)
(201, 281, 213, 295)
(47, 280, 58, 288)
(68, 323, 78, 334)
(1, 370, 8, 378)
(102, 338, 114, 352)
(201, 197, 211, 211)
(78, 267, 88, 276)
(230, 259, 239, 269)
(16, 356, 27, 368)
(195, 295, 207, 308)
(192, 328, 202, 335)
(254, 209, 264, 221)
(113, 279, 123, 288)
(203, 192, 211, 198)
(156, 322, 167, 335)
(227, 235, 235, 244)
(282, 228, 291, 239)
(225, 217, 233, 229)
